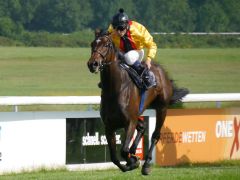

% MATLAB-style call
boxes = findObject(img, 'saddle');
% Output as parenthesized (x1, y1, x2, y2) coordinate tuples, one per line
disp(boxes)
(119, 63, 147, 90)
(119, 63, 147, 114)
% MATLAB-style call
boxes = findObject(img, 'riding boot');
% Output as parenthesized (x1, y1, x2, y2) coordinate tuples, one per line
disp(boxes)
(131, 61, 156, 89)
(98, 82, 102, 88)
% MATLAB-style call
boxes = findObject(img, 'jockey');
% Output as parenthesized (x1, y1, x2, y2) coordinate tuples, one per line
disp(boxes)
(108, 8, 157, 89)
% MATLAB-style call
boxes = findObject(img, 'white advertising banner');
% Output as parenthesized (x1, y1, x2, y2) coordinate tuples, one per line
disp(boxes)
(0, 110, 155, 174)
(0, 113, 66, 174)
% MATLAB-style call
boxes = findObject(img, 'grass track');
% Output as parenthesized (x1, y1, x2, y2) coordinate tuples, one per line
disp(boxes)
(0, 47, 240, 110)
(0, 47, 239, 95)
(1, 160, 240, 179)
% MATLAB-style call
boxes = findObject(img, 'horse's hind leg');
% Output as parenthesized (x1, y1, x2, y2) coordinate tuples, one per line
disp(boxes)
(129, 117, 146, 154)
(122, 119, 145, 170)
(105, 127, 129, 172)
(128, 118, 146, 167)
(142, 107, 167, 175)
(120, 121, 138, 170)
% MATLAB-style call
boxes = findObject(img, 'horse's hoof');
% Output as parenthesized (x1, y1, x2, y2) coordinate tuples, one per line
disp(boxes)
(120, 165, 131, 172)
(129, 159, 140, 170)
(134, 162, 140, 170)
(127, 155, 139, 165)
(126, 155, 140, 170)
(141, 163, 151, 175)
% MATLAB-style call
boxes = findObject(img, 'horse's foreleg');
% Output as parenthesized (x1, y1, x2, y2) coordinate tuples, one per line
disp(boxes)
(105, 127, 129, 172)
(142, 107, 167, 175)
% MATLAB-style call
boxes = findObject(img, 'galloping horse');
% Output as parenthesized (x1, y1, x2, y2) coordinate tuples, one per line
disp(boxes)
(87, 30, 188, 175)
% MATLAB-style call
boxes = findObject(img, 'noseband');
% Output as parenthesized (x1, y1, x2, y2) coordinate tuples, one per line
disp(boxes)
(92, 35, 114, 71)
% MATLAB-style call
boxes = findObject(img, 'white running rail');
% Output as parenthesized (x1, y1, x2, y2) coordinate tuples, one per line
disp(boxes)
(0, 93, 240, 106)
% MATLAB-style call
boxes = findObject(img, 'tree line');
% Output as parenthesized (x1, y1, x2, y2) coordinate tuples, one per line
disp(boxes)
(0, 0, 239, 35)
(0, 0, 239, 47)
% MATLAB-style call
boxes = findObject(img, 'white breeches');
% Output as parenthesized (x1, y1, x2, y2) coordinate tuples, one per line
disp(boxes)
(124, 49, 144, 65)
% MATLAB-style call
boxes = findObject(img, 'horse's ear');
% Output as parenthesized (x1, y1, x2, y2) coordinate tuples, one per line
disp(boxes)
(95, 28, 110, 38)
(95, 28, 102, 38)
(95, 29, 100, 38)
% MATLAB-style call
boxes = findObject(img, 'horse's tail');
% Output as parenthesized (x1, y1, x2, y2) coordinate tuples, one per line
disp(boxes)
(170, 80, 189, 105)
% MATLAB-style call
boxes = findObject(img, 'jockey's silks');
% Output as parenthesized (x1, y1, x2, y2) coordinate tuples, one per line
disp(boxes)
(108, 21, 157, 60)
(120, 32, 135, 53)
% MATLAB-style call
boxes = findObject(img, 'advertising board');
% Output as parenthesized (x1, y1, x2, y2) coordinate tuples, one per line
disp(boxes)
(0, 113, 66, 173)
(66, 117, 149, 164)
(0, 111, 152, 173)
(156, 108, 240, 166)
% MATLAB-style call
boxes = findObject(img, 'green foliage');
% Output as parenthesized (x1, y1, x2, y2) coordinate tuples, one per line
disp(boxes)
(153, 34, 240, 48)
(0, 17, 17, 37)
(19, 29, 94, 47)
(0, 36, 23, 46)
(0, 0, 239, 47)
(220, 0, 240, 31)
(144, 0, 195, 32)
(0, 30, 239, 48)
(28, 0, 93, 32)
(196, 0, 229, 32)
(0, 0, 240, 33)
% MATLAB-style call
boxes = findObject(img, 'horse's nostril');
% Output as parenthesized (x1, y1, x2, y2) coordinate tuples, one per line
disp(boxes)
(93, 61, 99, 67)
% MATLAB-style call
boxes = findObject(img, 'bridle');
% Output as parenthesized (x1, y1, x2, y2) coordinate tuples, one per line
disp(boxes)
(92, 35, 114, 71)
(89, 34, 132, 91)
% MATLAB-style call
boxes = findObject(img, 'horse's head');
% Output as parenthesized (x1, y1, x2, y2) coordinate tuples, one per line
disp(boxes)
(87, 30, 114, 73)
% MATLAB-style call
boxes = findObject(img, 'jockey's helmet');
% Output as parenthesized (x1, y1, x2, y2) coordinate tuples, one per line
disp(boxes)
(112, 8, 129, 30)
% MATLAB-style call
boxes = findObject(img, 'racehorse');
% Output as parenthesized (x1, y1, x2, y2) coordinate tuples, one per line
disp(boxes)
(87, 30, 188, 175)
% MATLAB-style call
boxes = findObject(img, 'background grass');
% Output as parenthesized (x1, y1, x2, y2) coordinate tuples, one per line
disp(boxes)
(0, 47, 96, 96)
(160, 48, 240, 93)
(0, 47, 240, 110)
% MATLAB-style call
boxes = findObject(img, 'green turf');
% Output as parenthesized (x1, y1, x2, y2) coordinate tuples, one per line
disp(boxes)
(1, 160, 240, 180)
(0, 47, 239, 110)
(158, 48, 240, 93)
(0, 47, 240, 95)
(0, 47, 99, 96)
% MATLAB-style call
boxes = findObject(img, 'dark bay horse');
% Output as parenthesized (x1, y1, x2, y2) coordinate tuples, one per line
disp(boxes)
(87, 31, 188, 175)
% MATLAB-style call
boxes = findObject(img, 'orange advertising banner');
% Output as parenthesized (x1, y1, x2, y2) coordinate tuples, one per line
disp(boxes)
(156, 108, 240, 166)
